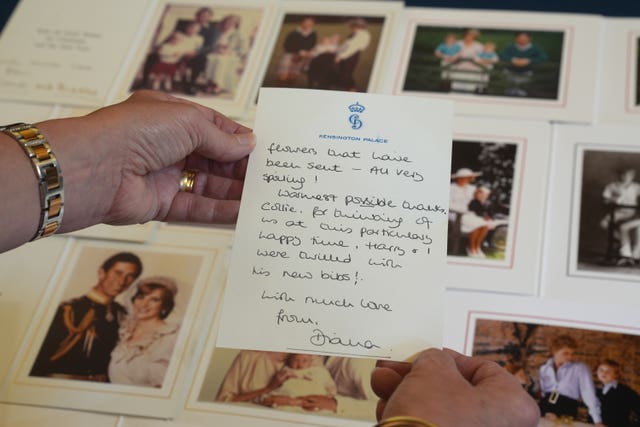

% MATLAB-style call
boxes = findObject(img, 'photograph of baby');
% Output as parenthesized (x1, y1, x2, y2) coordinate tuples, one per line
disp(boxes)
(472, 318, 640, 427)
(198, 348, 377, 422)
(260, 14, 385, 92)
(29, 246, 203, 389)
(448, 139, 518, 260)
(575, 148, 640, 277)
(403, 26, 564, 100)
(129, 4, 262, 98)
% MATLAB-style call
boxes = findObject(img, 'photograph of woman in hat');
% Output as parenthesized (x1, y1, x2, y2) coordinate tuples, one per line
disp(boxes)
(108, 276, 181, 388)
(449, 167, 494, 257)
(448, 139, 518, 260)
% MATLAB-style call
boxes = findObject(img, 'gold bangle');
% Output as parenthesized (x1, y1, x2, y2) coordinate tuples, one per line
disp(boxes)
(2, 122, 64, 241)
(374, 416, 440, 427)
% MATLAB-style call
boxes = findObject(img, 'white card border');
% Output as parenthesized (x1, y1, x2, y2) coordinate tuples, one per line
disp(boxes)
(445, 117, 551, 295)
(387, 7, 601, 122)
(110, 0, 278, 118)
(244, 0, 402, 118)
(543, 124, 640, 305)
(1, 239, 218, 418)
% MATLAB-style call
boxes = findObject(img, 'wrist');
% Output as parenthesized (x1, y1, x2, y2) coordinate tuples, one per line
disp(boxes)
(35, 116, 116, 232)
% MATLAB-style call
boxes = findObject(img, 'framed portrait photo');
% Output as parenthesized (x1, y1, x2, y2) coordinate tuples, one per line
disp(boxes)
(544, 124, 640, 305)
(1, 240, 218, 418)
(388, 8, 602, 122)
(112, 0, 277, 118)
(445, 117, 550, 295)
(599, 19, 640, 124)
(445, 291, 640, 427)
(185, 319, 379, 426)
(245, 0, 401, 115)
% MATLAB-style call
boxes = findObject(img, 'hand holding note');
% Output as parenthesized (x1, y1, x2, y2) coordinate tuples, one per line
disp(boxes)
(217, 88, 453, 360)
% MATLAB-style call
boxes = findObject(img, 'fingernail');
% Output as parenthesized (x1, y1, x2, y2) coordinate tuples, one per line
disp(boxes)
(236, 132, 256, 146)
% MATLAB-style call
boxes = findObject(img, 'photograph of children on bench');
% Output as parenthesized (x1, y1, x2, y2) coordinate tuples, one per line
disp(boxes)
(25, 243, 203, 391)
(196, 347, 377, 423)
(471, 318, 640, 427)
(403, 26, 564, 100)
(260, 13, 385, 93)
(448, 139, 519, 262)
(129, 4, 263, 99)
(573, 146, 640, 279)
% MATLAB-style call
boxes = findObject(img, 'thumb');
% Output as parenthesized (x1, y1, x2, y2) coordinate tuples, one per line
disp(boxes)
(196, 121, 256, 162)
(382, 349, 470, 420)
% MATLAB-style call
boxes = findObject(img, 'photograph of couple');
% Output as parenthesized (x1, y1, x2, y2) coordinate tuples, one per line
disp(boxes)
(448, 139, 518, 261)
(129, 4, 262, 98)
(575, 148, 640, 277)
(261, 14, 385, 93)
(473, 319, 640, 427)
(29, 248, 201, 389)
(198, 348, 377, 422)
(404, 26, 564, 100)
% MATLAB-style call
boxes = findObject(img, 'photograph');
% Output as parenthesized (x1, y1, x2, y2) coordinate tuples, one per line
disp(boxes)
(636, 36, 640, 107)
(472, 318, 640, 426)
(575, 147, 640, 276)
(260, 13, 386, 92)
(448, 139, 518, 261)
(27, 245, 203, 389)
(128, 4, 263, 99)
(197, 347, 378, 422)
(403, 26, 564, 100)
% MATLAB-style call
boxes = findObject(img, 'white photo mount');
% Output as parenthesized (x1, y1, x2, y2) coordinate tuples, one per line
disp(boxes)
(386, 7, 602, 122)
(243, 0, 402, 120)
(544, 124, 640, 305)
(444, 290, 640, 356)
(1, 239, 218, 418)
(599, 19, 640, 124)
(185, 307, 379, 426)
(445, 117, 551, 295)
(111, 0, 278, 119)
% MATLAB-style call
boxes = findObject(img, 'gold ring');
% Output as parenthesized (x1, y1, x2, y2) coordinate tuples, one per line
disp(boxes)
(179, 169, 198, 193)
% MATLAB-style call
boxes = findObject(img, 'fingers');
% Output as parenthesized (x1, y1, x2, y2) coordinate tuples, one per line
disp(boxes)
(375, 360, 412, 377)
(194, 173, 245, 201)
(164, 193, 240, 224)
(129, 89, 256, 163)
(371, 367, 404, 400)
(376, 398, 387, 421)
(444, 348, 508, 386)
(196, 120, 255, 163)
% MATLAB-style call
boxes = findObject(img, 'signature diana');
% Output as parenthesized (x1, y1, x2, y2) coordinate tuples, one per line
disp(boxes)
(309, 328, 380, 349)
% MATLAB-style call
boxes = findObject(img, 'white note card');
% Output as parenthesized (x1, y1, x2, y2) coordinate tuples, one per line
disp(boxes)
(0, 0, 151, 106)
(217, 88, 453, 360)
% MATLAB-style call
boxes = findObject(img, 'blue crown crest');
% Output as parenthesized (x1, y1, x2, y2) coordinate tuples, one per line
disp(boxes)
(348, 102, 365, 113)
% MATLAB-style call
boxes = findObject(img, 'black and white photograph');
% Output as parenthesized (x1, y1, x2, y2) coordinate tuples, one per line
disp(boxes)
(575, 148, 640, 276)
